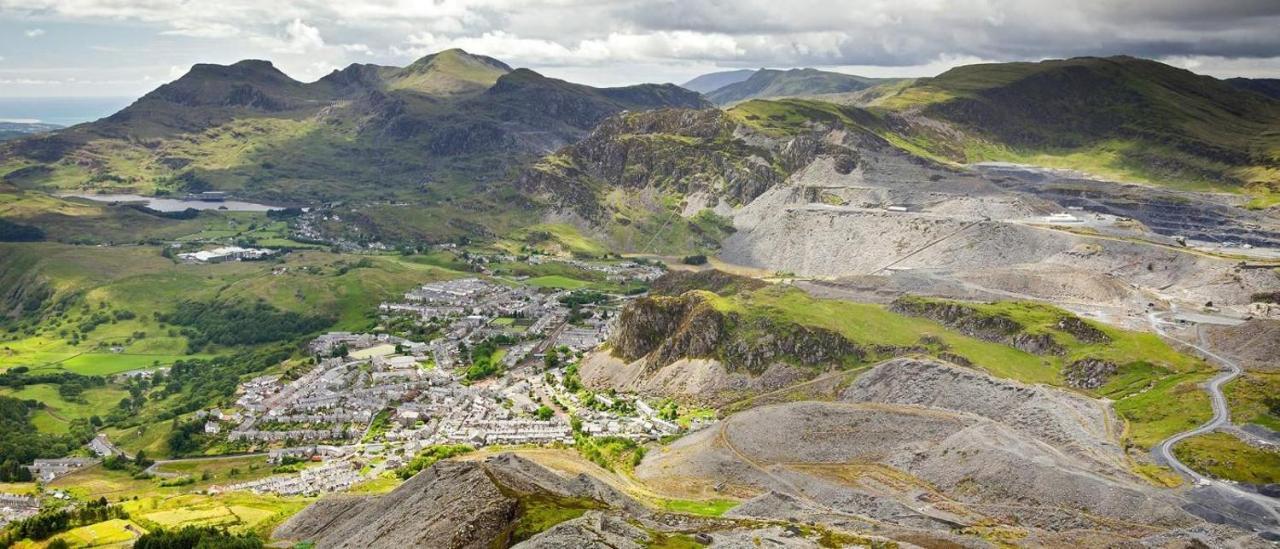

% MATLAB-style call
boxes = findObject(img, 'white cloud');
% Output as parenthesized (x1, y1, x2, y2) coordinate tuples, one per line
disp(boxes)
(1, 0, 1279, 95)
(161, 22, 241, 38)
(275, 19, 325, 54)
(25, 28, 45, 38)
(341, 43, 374, 56)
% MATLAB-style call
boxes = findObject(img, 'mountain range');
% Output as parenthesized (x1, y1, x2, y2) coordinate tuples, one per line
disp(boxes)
(2, 51, 1278, 248)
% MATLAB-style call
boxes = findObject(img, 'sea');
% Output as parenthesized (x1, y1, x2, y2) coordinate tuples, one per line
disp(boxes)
(0, 97, 136, 127)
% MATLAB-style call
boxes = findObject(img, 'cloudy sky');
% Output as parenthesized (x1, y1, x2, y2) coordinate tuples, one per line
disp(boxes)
(1, 0, 1279, 98)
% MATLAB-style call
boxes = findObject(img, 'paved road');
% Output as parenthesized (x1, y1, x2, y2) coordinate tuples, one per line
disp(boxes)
(1147, 311, 1240, 482)
(1147, 311, 1280, 527)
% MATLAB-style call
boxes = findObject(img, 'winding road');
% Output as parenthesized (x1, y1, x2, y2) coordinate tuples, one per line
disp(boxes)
(1146, 311, 1280, 527)
(1147, 311, 1242, 482)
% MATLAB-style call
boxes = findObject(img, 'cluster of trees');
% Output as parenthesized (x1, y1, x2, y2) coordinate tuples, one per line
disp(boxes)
(572, 432, 646, 472)
(0, 396, 82, 481)
(126, 204, 200, 220)
(102, 451, 154, 475)
(394, 444, 475, 479)
(462, 335, 518, 382)
(266, 207, 304, 220)
(558, 290, 607, 308)
(0, 498, 128, 544)
(133, 526, 263, 549)
(0, 218, 45, 242)
(166, 419, 210, 456)
(158, 300, 332, 352)
(681, 254, 709, 265)
(0, 368, 104, 391)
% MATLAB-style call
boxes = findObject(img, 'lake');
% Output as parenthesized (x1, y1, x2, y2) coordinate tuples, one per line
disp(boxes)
(59, 193, 282, 212)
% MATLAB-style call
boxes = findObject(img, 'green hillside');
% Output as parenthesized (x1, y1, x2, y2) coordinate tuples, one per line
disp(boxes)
(0, 242, 460, 372)
(872, 56, 1280, 202)
(0, 49, 707, 243)
(705, 68, 894, 105)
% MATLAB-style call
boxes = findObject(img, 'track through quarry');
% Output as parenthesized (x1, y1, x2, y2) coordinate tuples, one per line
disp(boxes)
(1148, 311, 1280, 533)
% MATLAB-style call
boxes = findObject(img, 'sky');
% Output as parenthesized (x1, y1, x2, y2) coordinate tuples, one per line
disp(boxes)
(1, 0, 1279, 99)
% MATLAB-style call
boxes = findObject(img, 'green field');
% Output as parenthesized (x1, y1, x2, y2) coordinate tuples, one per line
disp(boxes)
(1225, 372, 1280, 431)
(655, 497, 739, 517)
(0, 242, 465, 371)
(0, 384, 129, 434)
(705, 287, 1059, 384)
(526, 275, 591, 290)
(42, 518, 146, 548)
(505, 223, 609, 258)
(1174, 432, 1280, 485)
(1112, 373, 1214, 448)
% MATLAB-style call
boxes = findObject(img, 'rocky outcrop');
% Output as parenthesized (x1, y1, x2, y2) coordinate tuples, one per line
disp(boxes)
(611, 291, 863, 375)
(275, 454, 646, 549)
(1063, 358, 1118, 389)
(512, 511, 648, 549)
(274, 459, 518, 548)
(889, 297, 1066, 356)
(1056, 315, 1111, 344)
(649, 270, 767, 298)
(612, 293, 723, 364)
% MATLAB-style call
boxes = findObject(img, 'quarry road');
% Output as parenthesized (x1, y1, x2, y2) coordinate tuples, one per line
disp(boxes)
(1147, 311, 1280, 525)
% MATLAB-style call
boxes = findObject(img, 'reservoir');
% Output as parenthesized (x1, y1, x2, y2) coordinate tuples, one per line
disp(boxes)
(59, 193, 282, 212)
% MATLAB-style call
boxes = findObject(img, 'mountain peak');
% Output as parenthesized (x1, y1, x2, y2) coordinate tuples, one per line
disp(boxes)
(389, 48, 512, 96)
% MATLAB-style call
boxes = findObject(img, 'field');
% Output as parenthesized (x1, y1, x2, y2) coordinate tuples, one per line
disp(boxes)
(0, 384, 129, 434)
(504, 223, 609, 258)
(1224, 372, 1280, 431)
(49, 456, 278, 501)
(705, 287, 1058, 384)
(1112, 373, 1214, 448)
(526, 275, 591, 290)
(30, 519, 147, 549)
(1173, 432, 1280, 485)
(101, 422, 175, 458)
(0, 242, 464, 372)
(125, 492, 311, 537)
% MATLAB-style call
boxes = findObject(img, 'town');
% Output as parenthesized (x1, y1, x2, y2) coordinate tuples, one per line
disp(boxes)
(192, 264, 685, 497)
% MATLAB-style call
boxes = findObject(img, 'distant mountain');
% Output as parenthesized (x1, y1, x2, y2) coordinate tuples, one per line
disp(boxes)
(703, 68, 895, 105)
(873, 56, 1280, 201)
(1225, 77, 1280, 100)
(680, 69, 756, 94)
(0, 121, 62, 142)
(0, 50, 706, 220)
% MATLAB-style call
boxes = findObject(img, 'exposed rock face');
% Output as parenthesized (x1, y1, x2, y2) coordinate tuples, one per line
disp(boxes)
(1056, 315, 1111, 344)
(512, 511, 648, 548)
(276, 454, 649, 549)
(518, 108, 784, 223)
(1063, 358, 1118, 389)
(648, 270, 767, 298)
(274, 460, 518, 548)
(612, 293, 723, 364)
(611, 291, 862, 375)
(889, 298, 1066, 355)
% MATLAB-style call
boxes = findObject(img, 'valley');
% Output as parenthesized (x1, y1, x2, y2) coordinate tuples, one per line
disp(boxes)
(0, 45, 1277, 548)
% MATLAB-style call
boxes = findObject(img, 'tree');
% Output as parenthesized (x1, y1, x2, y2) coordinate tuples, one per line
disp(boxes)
(544, 348, 559, 370)
(535, 406, 554, 421)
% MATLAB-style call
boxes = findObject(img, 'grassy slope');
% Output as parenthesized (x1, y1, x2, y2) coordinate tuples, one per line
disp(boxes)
(1224, 372, 1280, 431)
(0, 384, 128, 434)
(871, 56, 1280, 202)
(1173, 432, 1280, 485)
(702, 287, 1210, 448)
(0, 242, 460, 372)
